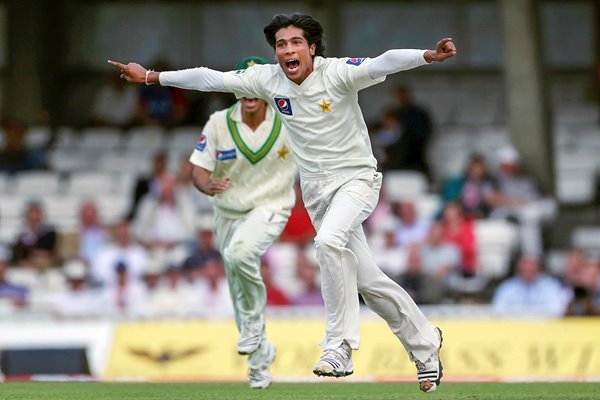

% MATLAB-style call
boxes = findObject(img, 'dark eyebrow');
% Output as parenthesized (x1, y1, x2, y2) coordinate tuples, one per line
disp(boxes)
(275, 36, 305, 44)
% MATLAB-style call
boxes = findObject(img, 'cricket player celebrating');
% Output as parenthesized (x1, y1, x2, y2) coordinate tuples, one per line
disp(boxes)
(191, 56, 295, 389)
(110, 12, 456, 393)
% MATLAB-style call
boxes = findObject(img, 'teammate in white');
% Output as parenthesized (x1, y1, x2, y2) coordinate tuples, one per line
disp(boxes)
(109, 12, 456, 393)
(192, 56, 296, 389)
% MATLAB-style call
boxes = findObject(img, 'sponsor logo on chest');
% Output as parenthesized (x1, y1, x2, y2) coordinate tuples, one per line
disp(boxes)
(216, 149, 237, 161)
(274, 97, 293, 116)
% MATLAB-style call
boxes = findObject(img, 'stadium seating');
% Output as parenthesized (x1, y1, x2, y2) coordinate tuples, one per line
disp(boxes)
(382, 170, 429, 201)
(474, 219, 519, 279)
(13, 171, 63, 196)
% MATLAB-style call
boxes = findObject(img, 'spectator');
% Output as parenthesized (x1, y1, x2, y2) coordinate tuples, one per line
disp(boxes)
(0, 118, 46, 174)
(90, 219, 148, 287)
(488, 145, 556, 257)
(393, 245, 446, 304)
(45, 259, 101, 318)
(385, 86, 433, 178)
(99, 260, 146, 316)
(372, 109, 401, 166)
(260, 258, 289, 306)
(11, 200, 58, 269)
(279, 181, 315, 245)
(441, 154, 497, 218)
(420, 221, 461, 280)
(137, 59, 188, 127)
(191, 254, 234, 318)
(184, 215, 221, 270)
(565, 253, 600, 316)
(77, 200, 108, 266)
(0, 246, 28, 308)
(370, 217, 407, 278)
(393, 200, 431, 247)
(92, 72, 139, 128)
(126, 151, 168, 221)
(291, 249, 323, 306)
(492, 255, 569, 317)
(132, 172, 196, 251)
(439, 202, 477, 277)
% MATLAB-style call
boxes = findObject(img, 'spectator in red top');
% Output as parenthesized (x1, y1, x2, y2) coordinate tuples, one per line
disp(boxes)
(278, 181, 315, 245)
(439, 202, 477, 277)
(260, 258, 289, 306)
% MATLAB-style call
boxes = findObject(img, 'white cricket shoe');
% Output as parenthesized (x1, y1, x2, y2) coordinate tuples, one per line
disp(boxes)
(248, 341, 276, 389)
(415, 327, 444, 393)
(312, 340, 354, 377)
(238, 318, 263, 355)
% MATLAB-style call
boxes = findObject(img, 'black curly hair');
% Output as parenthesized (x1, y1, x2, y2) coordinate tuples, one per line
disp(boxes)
(263, 12, 325, 57)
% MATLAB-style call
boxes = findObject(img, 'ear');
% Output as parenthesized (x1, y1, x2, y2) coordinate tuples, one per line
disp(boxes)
(309, 43, 316, 56)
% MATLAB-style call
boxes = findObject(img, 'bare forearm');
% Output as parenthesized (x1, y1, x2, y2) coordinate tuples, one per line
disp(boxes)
(192, 167, 213, 195)
(192, 166, 230, 196)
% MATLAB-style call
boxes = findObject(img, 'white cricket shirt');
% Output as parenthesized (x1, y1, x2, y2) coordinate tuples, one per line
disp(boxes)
(189, 101, 296, 218)
(224, 57, 386, 173)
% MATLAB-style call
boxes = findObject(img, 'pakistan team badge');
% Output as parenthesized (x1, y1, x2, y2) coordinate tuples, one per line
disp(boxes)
(277, 145, 289, 159)
(319, 99, 332, 113)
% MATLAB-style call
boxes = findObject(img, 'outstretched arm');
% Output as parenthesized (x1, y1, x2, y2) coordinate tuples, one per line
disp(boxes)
(107, 60, 227, 92)
(367, 38, 457, 79)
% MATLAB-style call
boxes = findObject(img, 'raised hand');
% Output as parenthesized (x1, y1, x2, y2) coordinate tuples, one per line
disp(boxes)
(435, 38, 457, 62)
(423, 38, 457, 63)
(107, 60, 147, 84)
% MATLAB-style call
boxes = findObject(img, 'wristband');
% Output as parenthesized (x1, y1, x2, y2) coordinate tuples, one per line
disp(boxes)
(145, 69, 155, 85)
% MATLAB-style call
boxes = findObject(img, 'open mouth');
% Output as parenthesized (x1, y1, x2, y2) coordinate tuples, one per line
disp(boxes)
(285, 59, 300, 71)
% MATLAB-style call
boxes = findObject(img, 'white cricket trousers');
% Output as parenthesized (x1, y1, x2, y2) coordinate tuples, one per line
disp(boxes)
(300, 167, 440, 362)
(214, 206, 289, 368)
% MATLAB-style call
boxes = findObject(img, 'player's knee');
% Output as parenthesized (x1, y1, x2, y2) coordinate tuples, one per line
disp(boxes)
(314, 230, 342, 251)
(224, 241, 255, 267)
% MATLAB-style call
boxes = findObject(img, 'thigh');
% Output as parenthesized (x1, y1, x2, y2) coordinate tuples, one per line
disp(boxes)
(302, 172, 382, 234)
(226, 207, 290, 257)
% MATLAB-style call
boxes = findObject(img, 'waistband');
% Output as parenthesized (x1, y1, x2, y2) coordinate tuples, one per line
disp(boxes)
(299, 166, 377, 181)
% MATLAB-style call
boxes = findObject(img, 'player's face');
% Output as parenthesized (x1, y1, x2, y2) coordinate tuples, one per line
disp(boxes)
(274, 25, 316, 85)
(240, 97, 267, 115)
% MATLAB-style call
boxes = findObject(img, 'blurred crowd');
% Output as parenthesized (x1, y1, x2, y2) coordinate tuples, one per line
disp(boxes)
(0, 82, 599, 320)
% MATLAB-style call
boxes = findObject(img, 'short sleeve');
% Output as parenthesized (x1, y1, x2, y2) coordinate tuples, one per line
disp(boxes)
(189, 117, 218, 172)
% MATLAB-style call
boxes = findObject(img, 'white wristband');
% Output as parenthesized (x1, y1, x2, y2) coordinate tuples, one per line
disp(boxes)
(145, 69, 155, 85)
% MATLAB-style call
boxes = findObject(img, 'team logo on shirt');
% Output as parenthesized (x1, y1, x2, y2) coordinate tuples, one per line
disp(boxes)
(274, 97, 293, 116)
(346, 58, 365, 66)
(195, 134, 207, 151)
(216, 149, 237, 161)
(319, 99, 332, 113)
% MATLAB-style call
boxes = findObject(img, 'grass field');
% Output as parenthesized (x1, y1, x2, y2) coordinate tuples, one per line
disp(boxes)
(1, 382, 599, 400)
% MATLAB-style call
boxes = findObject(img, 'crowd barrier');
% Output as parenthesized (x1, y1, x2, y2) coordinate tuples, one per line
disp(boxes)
(1, 317, 599, 381)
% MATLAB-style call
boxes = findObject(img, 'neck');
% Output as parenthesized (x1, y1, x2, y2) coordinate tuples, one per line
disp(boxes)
(241, 106, 267, 131)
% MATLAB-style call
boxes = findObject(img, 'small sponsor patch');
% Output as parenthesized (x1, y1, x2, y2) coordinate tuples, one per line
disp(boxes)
(195, 134, 207, 151)
(216, 149, 237, 161)
(346, 58, 365, 66)
(274, 97, 293, 116)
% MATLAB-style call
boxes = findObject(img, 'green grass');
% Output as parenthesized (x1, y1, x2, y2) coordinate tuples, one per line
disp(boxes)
(1, 382, 599, 400)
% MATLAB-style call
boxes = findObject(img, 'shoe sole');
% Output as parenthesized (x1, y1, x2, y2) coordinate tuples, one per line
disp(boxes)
(313, 368, 354, 378)
(419, 327, 444, 393)
(313, 362, 354, 378)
